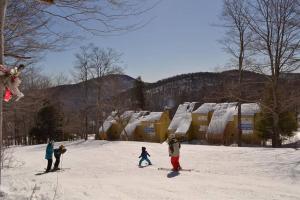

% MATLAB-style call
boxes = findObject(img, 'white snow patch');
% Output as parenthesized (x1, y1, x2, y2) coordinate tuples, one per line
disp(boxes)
(140, 112, 163, 122)
(234, 103, 260, 116)
(207, 103, 237, 135)
(282, 131, 300, 145)
(193, 103, 217, 114)
(121, 111, 163, 136)
(168, 102, 197, 134)
(2, 140, 300, 200)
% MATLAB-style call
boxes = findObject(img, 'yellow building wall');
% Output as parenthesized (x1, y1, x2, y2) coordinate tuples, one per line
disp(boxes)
(233, 115, 261, 145)
(99, 132, 108, 140)
(133, 111, 171, 143)
(191, 111, 214, 141)
(207, 121, 236, 145)
(99, 123, 124, 141)
(107, 123, 123, 140)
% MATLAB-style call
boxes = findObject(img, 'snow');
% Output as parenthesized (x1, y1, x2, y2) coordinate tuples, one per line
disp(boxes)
(234, 103, 260, 116)
(283, 131, 300, 145)
(2, 140, 300, 200)
(140, 112, 163, 122)
(121, 111, 162, 136)
(168, 102, 197, 134)
(99, 111, 124, 133)
(206, 103, 260, 135)
(207, 103, 237, 135)
(193, 103, 217, 114)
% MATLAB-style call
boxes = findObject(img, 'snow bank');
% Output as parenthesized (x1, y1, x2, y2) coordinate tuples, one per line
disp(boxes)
(193, 103, 217, 114)
(168, 102, 197, 134)
(282, 131, 300, 145)
(3, 140, 300, 200)
(207, 103, 237, 135)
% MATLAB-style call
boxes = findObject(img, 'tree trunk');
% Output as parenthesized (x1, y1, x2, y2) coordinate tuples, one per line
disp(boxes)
(237, 43, 244, 147)
(237, 102, 242, 146)
(271, 78, 280, 147)
(0, 0, 7, 186)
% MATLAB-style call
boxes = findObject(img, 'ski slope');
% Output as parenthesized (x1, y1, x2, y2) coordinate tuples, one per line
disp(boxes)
(1, 140, 300, 200)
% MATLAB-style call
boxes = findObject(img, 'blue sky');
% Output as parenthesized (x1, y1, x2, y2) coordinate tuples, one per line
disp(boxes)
(41, 0, 229, 82)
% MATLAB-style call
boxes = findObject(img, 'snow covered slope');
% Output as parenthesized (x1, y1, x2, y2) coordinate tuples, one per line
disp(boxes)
(1, 140, 300, 200)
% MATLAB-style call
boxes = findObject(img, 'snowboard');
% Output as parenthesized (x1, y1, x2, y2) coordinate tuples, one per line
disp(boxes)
(158, 167, 193, 172)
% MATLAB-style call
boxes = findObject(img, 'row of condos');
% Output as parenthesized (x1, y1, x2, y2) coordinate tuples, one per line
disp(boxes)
(99, 102, 299, 145)
(171, 102, 261, 145)
(99, 110, 171, 143)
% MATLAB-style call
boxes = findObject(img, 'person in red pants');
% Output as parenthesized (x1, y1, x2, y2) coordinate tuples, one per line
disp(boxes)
(168, 134, 181, 171)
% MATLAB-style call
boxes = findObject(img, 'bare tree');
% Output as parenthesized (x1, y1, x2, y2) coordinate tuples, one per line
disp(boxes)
(72, 46, 90, 140)
(52, 72, 71, 86)
(221, 0, 252, 146)
(245, 0, 300, 147)
(89, 45, 123, 135)
(20, 66, 53, 90)
(0, 0, 155, 185)
(72, 44, 123, 140)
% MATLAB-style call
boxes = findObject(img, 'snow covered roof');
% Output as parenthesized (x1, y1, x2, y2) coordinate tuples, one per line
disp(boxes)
(99, 110, 143, 133)
(140, 112, 163, 122)
(121, 111, 163, 136)
(168, 102, 197, 134)
(193, 103, 217, 114)
(206, 103, 260, 135)
(99, 112, 118, 133)
(234, 103, 260, 116)
(207, 103, 237, 135)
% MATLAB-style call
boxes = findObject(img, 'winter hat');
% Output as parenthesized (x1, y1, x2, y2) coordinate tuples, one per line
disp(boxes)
(59, 145, 67, 154)
(142, 147, 146, 151)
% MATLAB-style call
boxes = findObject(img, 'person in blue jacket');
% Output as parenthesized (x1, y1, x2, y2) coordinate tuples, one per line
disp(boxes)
(138, 147, 152, 167)
(45, 140, 54, 172)
(53, 145, 67, 170)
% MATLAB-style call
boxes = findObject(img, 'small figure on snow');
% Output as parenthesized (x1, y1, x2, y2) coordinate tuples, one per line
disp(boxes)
(53, 145, 67, 171)
(168, 134, 181, 171)
(45, 140, 54, 172)
(138, 147, 152, 167)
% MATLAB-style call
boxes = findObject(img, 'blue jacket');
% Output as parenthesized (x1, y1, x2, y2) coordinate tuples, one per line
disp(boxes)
(45, 143, 54, 160)
(139, 150, 150, 159)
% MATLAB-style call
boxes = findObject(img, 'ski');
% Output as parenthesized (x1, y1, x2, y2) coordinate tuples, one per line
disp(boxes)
(35, 168, 70, 175)
(158, 167, 193, 172)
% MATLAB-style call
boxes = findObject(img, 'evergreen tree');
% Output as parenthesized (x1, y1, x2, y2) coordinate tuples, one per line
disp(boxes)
(29, 101, 63, 144)
(132, 76, 145, 110)
(255, 85, 297, 145)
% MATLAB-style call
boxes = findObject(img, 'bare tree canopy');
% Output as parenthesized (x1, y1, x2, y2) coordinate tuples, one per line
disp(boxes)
(3, 0, 156, 64)
(73, 44, 123, 83)
(220, 0, 300, 147)
(246, 0, 300, 74)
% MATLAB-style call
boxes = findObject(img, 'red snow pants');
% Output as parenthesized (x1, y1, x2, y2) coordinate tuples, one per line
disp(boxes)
(171, 156, 181, 171)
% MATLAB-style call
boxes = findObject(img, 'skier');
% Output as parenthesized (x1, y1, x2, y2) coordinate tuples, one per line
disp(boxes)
(45, 140, 54, 172)
(168, 134, 181, 171)
(53, 145, 67, 170)
(138, 147, 152, 167)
